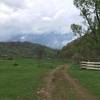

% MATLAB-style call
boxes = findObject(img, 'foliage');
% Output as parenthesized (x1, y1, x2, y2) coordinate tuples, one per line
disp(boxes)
(72, 0, 100, 41)
(71, 24, 82, 37)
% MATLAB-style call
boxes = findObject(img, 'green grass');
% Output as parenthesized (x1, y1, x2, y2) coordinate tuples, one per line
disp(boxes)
(0, 58, 64, 100)
(69, 64, 100, 99)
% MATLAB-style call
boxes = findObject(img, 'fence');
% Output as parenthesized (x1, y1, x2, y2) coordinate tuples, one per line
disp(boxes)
(80, 61, 100, 70)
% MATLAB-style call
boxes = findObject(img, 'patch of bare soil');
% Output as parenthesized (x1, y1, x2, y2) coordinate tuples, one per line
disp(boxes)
(37, 65, 98, 100)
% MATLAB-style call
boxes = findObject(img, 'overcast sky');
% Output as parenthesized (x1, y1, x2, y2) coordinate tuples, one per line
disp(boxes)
(0, 0, 82, 48)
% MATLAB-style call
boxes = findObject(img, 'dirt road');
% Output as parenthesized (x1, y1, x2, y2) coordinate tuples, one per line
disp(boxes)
(37, 65, 98, 100)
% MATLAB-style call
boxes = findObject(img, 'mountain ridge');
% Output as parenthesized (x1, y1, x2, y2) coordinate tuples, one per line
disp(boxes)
(59, 30, 100, 62)
(0, 32, 75, 49)
(0, 42, 57, 59)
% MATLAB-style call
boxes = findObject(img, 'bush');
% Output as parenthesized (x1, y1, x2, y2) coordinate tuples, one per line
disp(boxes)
(13, 63, 18, 66)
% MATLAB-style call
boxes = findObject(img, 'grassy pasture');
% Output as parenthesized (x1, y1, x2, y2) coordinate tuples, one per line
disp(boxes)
(69, 64, 100, 99)
(0, 59, 100, 100)
(0, 59, 63, 100)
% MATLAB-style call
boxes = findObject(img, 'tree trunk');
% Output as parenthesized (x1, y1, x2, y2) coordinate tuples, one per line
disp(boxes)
(81, 10, 98, 42)
(95, 3, 100, 27)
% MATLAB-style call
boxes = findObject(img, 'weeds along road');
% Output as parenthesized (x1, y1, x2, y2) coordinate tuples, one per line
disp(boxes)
(37, 65, 98, 100)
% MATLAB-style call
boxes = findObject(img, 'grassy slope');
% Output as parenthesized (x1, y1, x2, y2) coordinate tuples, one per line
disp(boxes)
(68, 63, 100, 99)
(0, 59, 64, 100)
(60, 29, 100, 61)
(0, 42, 56, 59)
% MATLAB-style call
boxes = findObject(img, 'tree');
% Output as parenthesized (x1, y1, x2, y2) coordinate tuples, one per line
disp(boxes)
(35, 46, 45, 59)
(71, 24, 82, 37)
(73, 0, 100, 41)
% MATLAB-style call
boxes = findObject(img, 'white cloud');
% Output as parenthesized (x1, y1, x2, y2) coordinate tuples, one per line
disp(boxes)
(42, 17, 52, 21)
(0, 0, 81, 33)
(0, 0, 26, 9)
(0, 0, 82, 47)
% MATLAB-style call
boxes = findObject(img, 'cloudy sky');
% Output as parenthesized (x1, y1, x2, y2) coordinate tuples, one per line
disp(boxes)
(0, 0, 82, 48)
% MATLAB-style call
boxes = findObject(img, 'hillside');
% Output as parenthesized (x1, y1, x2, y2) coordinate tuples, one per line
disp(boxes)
(60, 30, 100, 62)
(0, 42, 57, 59)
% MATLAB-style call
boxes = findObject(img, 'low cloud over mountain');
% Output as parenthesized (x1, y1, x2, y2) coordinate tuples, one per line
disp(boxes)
(6, 32, 76, 49)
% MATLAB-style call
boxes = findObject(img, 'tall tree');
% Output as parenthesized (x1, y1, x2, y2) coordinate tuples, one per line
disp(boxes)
(74, 0, 100, 41)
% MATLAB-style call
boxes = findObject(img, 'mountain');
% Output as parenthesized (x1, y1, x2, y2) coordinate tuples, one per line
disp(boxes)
(0, 42, 57, 59)
(4, 32, 75, 49)
(59, 30, 100, 62)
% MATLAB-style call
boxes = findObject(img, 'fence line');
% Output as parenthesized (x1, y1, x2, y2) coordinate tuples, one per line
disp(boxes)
(80, 61, 100, 70)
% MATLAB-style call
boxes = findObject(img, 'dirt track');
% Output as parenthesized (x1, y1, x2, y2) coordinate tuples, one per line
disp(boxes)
(37, 65, 98, 100)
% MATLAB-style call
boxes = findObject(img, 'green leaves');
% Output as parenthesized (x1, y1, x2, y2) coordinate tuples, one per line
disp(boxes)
(71, 24, 82, 37)
(73, 0, 100, 41)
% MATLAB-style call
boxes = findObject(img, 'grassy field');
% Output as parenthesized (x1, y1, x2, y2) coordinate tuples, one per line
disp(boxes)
(1, 59, 100, 100)
(69, 63, 100, 99)
(0, 59, 64, 100)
